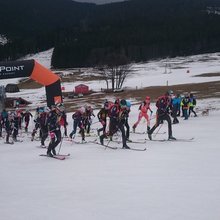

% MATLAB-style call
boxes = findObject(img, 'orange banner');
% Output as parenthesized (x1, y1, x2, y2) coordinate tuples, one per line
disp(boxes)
(30, 61, 60, 86)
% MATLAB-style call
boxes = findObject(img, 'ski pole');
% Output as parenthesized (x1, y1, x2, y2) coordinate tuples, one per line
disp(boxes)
(105, 139, 111, 150)
(153, 123, 163, 138)
(58, 131, 65, 155)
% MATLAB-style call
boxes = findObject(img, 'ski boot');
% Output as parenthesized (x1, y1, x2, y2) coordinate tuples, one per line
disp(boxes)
(52, 149, 56, 155)
(122, 144, 130, 149)
(97, 129, 100, 137)
(126, 139, 132, 143)
(132, 125, 136, 133)
(148, 132, 152, 140)
(100, 135, 104, 145)
(168, 136, 176, 140)
(47, 151, 53, 157)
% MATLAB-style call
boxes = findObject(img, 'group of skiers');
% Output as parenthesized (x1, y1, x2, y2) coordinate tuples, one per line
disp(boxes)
(131, 90, 197, 141)
(0, 90, 197, 156)
(0, 108, 33, 143)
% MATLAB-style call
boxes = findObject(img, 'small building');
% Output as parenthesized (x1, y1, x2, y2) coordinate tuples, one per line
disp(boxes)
(5, 84, 20, 93)
(74, 84, 89, 95)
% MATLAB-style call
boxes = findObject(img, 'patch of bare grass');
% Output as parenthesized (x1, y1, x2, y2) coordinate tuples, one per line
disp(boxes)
(194, 73, 220, 77)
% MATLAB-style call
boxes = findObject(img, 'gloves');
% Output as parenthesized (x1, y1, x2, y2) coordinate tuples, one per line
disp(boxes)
(49, 132, 55, 139)
(101, 120, 106, 126)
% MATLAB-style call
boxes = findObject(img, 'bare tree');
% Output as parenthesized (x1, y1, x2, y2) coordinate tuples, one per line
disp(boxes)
(97, 53, 132, 91)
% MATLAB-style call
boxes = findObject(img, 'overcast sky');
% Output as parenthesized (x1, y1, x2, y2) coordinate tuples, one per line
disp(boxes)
(74, 0, 126, 4)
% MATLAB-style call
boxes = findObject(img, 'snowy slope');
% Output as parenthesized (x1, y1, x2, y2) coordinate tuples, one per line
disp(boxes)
(0, 104, 220, 220)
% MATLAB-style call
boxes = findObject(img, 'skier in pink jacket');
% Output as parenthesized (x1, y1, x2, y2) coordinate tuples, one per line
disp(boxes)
(132, 96, 153, 132)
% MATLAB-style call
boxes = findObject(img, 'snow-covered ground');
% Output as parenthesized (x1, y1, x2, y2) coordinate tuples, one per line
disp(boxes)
(0, 50, 220, 220)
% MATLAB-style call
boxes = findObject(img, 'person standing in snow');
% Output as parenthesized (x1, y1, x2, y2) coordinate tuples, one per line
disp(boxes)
(38, 110, 49, 148)
(15, 108, 23, 129)
(181, 93, 190, 120)
(97, 102, 109, 136)
(59, 106, 68, 137)
(22, 110, 33, 132)
(69, 107, 86, 142)
(120, 99, 131, 142)
(11, 112, 19, 142)
(31, 107, 43, 141)
(4, 113, 13, 144)
(148, 91, 176, 140)
(132, 96, 153, 133)
(171, 93, 181, 124)
(46, 105, 62, 157)
(99, 99, 130, 149)
(189, 93, 197, 117)
(1, 109, 8, 128)
(83, 105, 95, 135)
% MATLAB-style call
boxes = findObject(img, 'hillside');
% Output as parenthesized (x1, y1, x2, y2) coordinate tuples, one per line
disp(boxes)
(1, 0, 220, 67)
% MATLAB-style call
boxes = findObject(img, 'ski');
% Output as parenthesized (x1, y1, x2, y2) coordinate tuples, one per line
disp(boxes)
(56, 153, 70, 157)
(72, 140, 87, 144)
(131, 131, 166, 135)
(13, 140, 23, 143)
(120, 147, 147, 151)
(39, 154, 66, 160)
(4, 141, 14, 145)
(146, 137, 194, 142)
(65, 138, 87, 144)
(111, 139, 146, 144)
(89, 141, 117, 150)
(169, 137, 195, 142)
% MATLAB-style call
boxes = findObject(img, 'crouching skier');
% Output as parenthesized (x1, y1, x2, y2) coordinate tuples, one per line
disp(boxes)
(100, 99, 130, 149)
(47, 105, 62, 157)
(148, 91, 176, 141)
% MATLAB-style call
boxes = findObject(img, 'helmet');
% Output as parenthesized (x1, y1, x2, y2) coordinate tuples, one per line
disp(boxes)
(120, 99, 127, 107)
(126, 100, 131, 108)
(168, 90, 174, 95)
